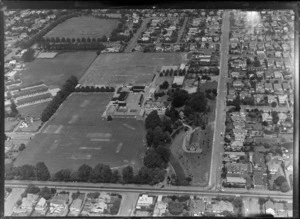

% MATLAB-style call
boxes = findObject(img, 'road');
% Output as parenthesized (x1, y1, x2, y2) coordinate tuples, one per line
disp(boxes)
(5, 180, 293, 199)
(124, 18, 151, 53)
(176, 17, 189, 44)
(208, 10, 230, 189)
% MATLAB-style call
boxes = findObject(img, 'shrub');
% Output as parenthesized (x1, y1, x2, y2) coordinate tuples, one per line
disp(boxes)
(168, 201, 184, 215)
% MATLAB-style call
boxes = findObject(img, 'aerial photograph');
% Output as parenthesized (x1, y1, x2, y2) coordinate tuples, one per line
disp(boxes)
(3, 6, 296, 217)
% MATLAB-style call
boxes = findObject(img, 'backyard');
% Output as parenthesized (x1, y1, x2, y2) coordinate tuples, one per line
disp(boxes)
(45, 16, 120, 39)
(79, 53, 188, 86)
(14, 93, 147, 173)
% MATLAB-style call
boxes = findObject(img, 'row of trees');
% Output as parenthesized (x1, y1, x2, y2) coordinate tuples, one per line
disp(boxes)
(42, 35, 108, 44)
(17, 12, 81, 49)
(5, 162, 51, 181)
(41, 75, 78, 122)
(75, 86, 115, 93)
(159, 68, 187, 77)
(5, 100, 19, 118)
(39, 41, 106, 51)
(5, 161, 165, 186)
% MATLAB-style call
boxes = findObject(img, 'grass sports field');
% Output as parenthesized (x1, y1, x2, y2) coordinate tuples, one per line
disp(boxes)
(14, 93, 146, 173)
(18, 51, 97, 89)
(18, 100, 51, 118)
(45, 17, 120, 39)
(79, 53, 188, 86)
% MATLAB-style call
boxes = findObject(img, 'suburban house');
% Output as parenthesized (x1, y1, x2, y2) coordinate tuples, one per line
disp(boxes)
(265, 200, 276, 216)
(144, 100, 167, 116)
(136, 194, 153, 209)
(34, 197, 48, 213)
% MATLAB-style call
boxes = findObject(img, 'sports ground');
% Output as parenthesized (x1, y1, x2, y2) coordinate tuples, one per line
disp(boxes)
(45, 17, 120, 39)
(79, 53, 188, 86)
(18, 51, 97, 89)
(14, 93, 146, 173)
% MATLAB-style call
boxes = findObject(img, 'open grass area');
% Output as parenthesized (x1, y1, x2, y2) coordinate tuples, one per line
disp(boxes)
(45, 17, 120, 39)
(17, 101, 50, 118)
(80, 53, 188, 86)
(5, 118, 19, 132)
(14, 93, 146, 173)
(17, 51, 97, 89)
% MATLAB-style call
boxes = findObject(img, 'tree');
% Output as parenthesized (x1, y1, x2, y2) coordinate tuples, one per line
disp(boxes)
(36, 162, 51, 181)
(39, 187, 53, 200)
(10, 100, 19, 117)
(96, 50, 101, 55)
(19, 143, 26, 151)
(17, 165, 36, 180)
(76, 164, 92, 182)
(152, 126, 165, 148)
(187, 92, 207, 113)
(16, 200, 22, 206)
(262, 121, 268, 126)
(25, 184, 40, 194)
(53, 169, 72, 182)
(122, 166, 134, 183)
(156, 145, 170, 163)
(165, 106, 179, 122)
(280, 182, 290, 192)
(168, 201, 184, 215)
(89, 163, 112, 183)
(161, 117, 173, 133)
(107, 115, 112, 121)
(6, 187, 12, 193)
(159, 81, 169, 90)
(145, 110, 161, 130)
(271, 102, 277, 107)
(172, 89, 189, 108)
(146, 129, 154, 147)
(271, 111, 279, 124)
(111, 170, 120, 183)
(72, 191, 81, 200)
(144, 148, 165, 169)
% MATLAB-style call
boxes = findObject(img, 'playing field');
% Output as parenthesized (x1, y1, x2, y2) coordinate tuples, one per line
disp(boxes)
(45, 17, 120, 39)
(18, 51, 97, 89)
(14, 93, 147, 173)
(79, 53, 188, 86)
(18, 100, 51, 118)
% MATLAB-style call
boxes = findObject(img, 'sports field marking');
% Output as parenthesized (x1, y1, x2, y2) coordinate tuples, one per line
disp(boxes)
(68, 115, 79, 124)
(90, 139, 110, 142)
(123, 124, 135, 130)
(47, 140, 59, 154)
(87, 133, 112, 138)
(79, 147, 102, 150)
(42, 126, 50, 133)
(80, 99, 90, 108)
(54, 125, 63, 134)
(116, 142, 123, 153)
(70, 154, 92, 160)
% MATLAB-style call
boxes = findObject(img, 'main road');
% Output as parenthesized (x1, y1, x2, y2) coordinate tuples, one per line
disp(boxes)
(208, 10, 230, 189)
(5, 180, 292, 199)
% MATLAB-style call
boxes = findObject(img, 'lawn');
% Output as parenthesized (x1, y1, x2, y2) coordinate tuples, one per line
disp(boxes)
(17, 51, 97, 89)
(170, 99, 216, 186)
(5, 118, 20, 132)
(18, 101, 51, 118)
(45, 17, 120, 39)
(14, 93, 147, 173)
(79, 53, 188, 86)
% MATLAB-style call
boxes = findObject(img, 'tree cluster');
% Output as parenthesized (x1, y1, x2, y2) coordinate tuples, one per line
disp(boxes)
(39, 41, 106, 51)
(5, 162, 51, 181)
(75, 86, 115, 93)
(22, 48, 35, 62)
(144, 111, 172, 169)
(41, 75, 78, 122)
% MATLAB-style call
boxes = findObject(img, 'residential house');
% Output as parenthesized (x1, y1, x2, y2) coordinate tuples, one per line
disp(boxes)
(262, 112, 273, 122)
(264, 82, 274, 92)
(265, 200, 276, 216)
(35, 197, 47, 213)
(136, 194, 153, 208)
(278, 112, 287, 123)
(267, 95, 277, 104)
(225, 163, 248, 174)
(191, 199, 206, 216)
(69, 199, 83, 215)
(274, 71, 283, 79)
(211, 201, 234, 214)
(278, 94, 288, 105)
(256, 82, 265, 93)
(254, 94, 265, 104)
(265, 71, 273, 79)
(282, 82, 289, 91)
(231, 71, 240, 78)
(226, 176, 246, 185)
(273, 83, 283, 93)
(20, 193, 39, 212)
(230, 140, 244, 151)
(48, 194, 69, 216)
(253, 152, 267, 171)
(233, 121, 246, 129)
(233, 80, 244, 89)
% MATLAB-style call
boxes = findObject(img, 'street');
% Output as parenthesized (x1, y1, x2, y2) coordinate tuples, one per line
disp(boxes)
(124, 17, 151, 53)
(4, 188, 25, 216)
(117, 193, 139, 216)
(208, 10, 230, 189)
